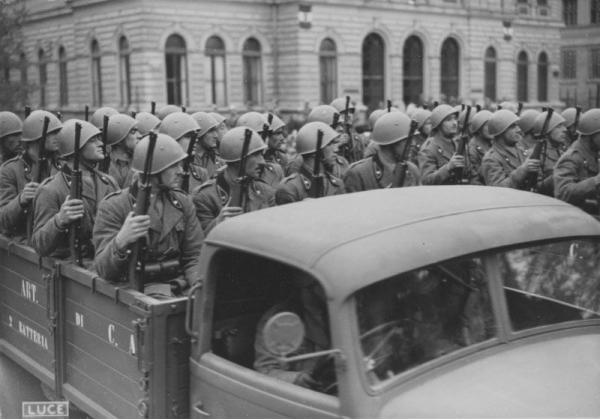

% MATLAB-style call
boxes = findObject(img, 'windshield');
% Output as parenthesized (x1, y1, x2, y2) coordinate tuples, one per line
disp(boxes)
(355, 238, 600, 386)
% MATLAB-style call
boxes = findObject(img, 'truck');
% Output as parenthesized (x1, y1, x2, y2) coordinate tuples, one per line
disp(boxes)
(2, 186, 600, 418)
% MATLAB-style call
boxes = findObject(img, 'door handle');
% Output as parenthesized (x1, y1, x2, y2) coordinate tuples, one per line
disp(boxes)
(193, 402, 211, 417)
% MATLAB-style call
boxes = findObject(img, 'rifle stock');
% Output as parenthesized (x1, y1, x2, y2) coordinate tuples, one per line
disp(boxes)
(527, 108, 554, 191)
(453, 105, 471, 184)
(24, 106, 31, 118)
(128, 132, 158, 292)
(387, 100, 392, 113)
(69, 123, 83, 266)
(229, 129, 252, 209)
(180, 132, 198, 193)
(394, 120, 419, 188)
(309, 129, 324, 198)
(84, 105, 89, 122)
(151, 101, 156, 115)
(99, 115, 110, 173)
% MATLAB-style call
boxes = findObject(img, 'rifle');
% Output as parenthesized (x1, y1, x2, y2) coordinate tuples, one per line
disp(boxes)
(128, 132, 158, 292)
(475, 104, 482, 112)
(69, 123, 83, 266)
(573, 106, 582, 139)
(180, 131, 198, 193)
(229, 129, 252, 210)
(527, 108, 554, 192)
(99, 115, 110, 173)
(387, 100, 392, 113)
(24, 106, 32, 118)
(342, 96, 353, 160)
(181, 105, 186, 113)
(309, 129, 324, 198)
(331, 112, 340, 130)
(431, 101, 439, 111)
(84, 105, 89, 122)
(453, 105, 472, 184)
(151, 101, 156, 115)
(27, 116, 51, 241)
(517, 102, 523, 116)
(56, 112, 63, 121)
(130, 110, 137, 118)
(262, 113, 274, 141)
(393, 120, 419, 188)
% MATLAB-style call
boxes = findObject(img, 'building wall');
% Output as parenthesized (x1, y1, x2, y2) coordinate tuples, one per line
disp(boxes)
(18, 0, 564, 115)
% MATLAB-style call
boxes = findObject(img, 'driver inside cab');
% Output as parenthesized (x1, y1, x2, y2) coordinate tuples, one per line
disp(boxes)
(253, 276, 332, 392)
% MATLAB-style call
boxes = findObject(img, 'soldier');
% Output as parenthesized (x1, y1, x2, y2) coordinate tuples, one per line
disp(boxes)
(135, 111, 161, 136)
(330, 97, 369, 163)
(193, 112, 225, 181)
(561, 107, 580, 146)
(529, 111, 567, 196)
(411, 108, 432, 160)
(192, 127, 274, 234)
(0, 111, 23, 164)
(467, 110, 493, 184)
(481, 110, 540, 189)
(90, 107, 118, 129)
(93, 133, 204, 295)
(263, 112, 291, 174)
(0, 110, 62, 239)
(344, 112, 420, 192)
(156, 104, 182, 120)
(418, 104, 474, 185)
(516, 109, 541, 158)
(276, 122, 344, 204)
(236, 112, 284, 188)
(105, 113, 139, 189)
(159, 111, 206, 191)
(498, 101, 518, 114)
(363, 107, 404, 159)
(31, 119, 118, 258)
(209, 112, 228, 140)
(554, 108, 600, 213)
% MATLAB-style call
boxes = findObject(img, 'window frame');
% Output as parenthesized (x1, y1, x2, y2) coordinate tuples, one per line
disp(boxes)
(38, 48, 47, 108)
(537, 52, 548, 102)
(205, 36, 227, 107)
(319, 38, 338, 104)
(440, 37, 460, 102)
(165, 34, 189, 106)
(91, 39, 103, 107)
(118, 36, 132, 107)
(517, 51, 529, 102)
(58, 46, 68, 107)
(242, 37, 263, 107)
(402, 35, 424, 106)
(484, 46, 497, 102)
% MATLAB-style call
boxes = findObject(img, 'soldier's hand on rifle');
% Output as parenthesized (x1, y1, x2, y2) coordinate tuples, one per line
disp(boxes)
(56, 195, 84, 228)
(114, 211, 151, 250)
(338, 132, 350, 146)
(448, 154, 465, 170)
(19, 182, 40, 206)
(523, 158, 541, 173)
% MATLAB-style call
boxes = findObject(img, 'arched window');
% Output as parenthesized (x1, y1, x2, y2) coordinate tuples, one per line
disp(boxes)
(319, 38, 337, 104)
(165, 34, 188, 105)
(403, 35, 424, 105)
(91, 39, 102, 106)
(484, 47, 497, 101)
(119, 36, 131, 106)
(517, 51, 528, 102)
(362, 33, 385, 112)
(205, 36, 227, 106)
(537, 52, 548, 102)
(242, 37, 262, 106)
(58, 46, 68, 106)
(441, 38, 459, 101)
(20, 52, 27, 85)
(38, 48, 47, 107)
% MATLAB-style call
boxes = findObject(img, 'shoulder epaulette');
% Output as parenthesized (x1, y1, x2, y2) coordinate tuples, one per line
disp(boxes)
(103, 189, 124, 200)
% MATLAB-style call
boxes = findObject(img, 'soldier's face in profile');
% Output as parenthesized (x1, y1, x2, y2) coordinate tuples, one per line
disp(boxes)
(268, 129, 285, 151)
(440, 114, 458, 138)
(321, 143, 336, 167)
(244, 151, 266, 179)
(44, 131, 60, 152)
(81, 136, 105, 161)
(421, 119, 432, 136)
(3, 134, 23, 154)
(160, 162, 183, 188)
(502, 124, 523, 146)
(201, 128, 219, 149)
(549, 123, 567, 145)
(124, 128, 139, 151)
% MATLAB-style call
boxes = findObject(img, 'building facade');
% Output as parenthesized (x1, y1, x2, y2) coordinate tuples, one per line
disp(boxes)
(559, 0, 600, 109)
(15, 0, 564, 115)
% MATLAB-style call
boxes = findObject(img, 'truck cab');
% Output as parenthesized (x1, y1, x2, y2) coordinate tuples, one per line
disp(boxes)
(189, 186, 600, 418)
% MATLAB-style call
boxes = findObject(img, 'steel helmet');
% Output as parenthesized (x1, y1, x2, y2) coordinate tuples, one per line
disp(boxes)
(208, 112, 226, 124)
(517, 110, 541, 134)
(159, 112, 199, 141)
(90, 107, 118, 129)
(412, 109, 432, 130)
(307, 105, 339, 127)
(498, 101, 518, 114)
(372, 112, 413, 146)
(330, 97, 354, 114)
(430, 104, 458, 130)
(135, 112, 161, 136)
(235, 112, 268, 134)
(295, 122, 339, 155)
(132, 133, 187, 174)
(219, 127, 266, 163)
(191, 112, 219, 138)
(22, 110, 63, 142)
(469, 110, 493, 134)
(368, 109, 387, 129)
(57, 119, 100, 158)
(0, 111, 23, 139)
(263, 112, 286, 133)
(487, 110, 520, 137)
(576, 109, 600, 136)
(405, 103, 418, 118)
(532, 111, 566, 136)
(156, 104, 181, 120)
(561, 107, 578, 128)
(106, 114, 138, 146)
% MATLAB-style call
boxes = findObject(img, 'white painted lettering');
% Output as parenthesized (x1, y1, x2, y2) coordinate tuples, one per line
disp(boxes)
(129, 334, 136, 355)
(108, 324, 118, 347)
(17, 320, 49, 351)
(75, 312, 84, 328)
(8, 314, 13, 328)
(20, 280, 38, 303)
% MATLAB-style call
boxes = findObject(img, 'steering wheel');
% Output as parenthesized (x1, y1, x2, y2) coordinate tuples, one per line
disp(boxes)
(360, 319, 411, 373)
